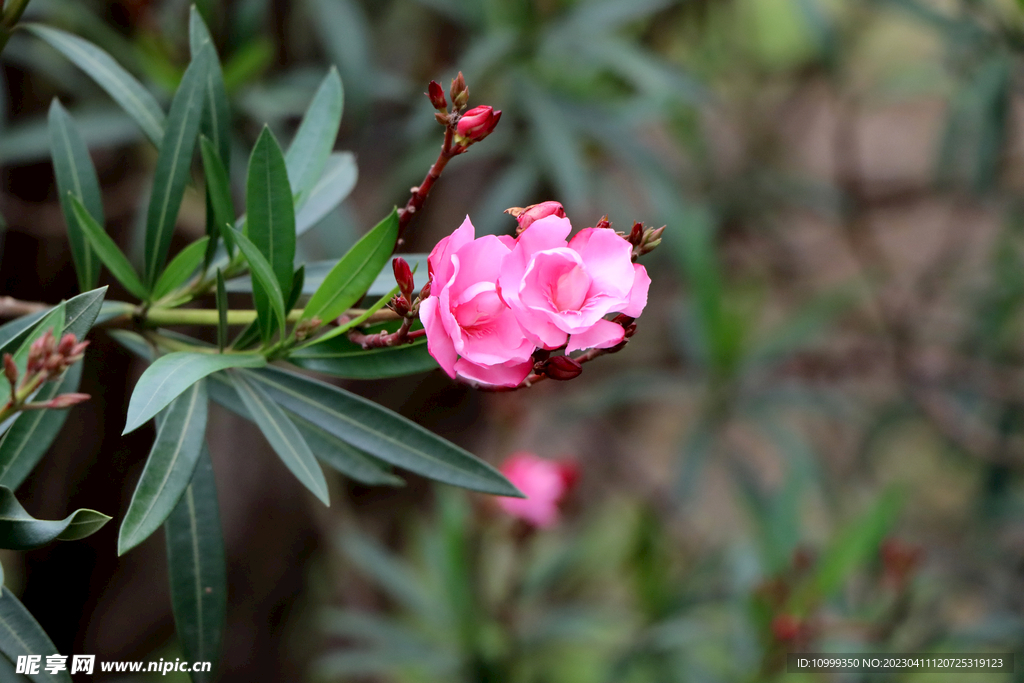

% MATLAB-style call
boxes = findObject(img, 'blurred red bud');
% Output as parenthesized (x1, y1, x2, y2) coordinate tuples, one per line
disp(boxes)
(449, 72, 468, 109)
(46, 393, 91, 409)
(427, 80, 447, 110)
(628, 222, 644, 246)
(3, 354, 16, 386)
(541, 355, 582, 381)
(771, 614, 802, 642)
(454, 105, 500, 146)
(594, 216, 611, 230)
(393, 257, 415, 300)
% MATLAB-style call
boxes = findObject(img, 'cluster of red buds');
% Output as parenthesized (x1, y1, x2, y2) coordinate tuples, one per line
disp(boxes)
(2, 330, 90, 415)
(350, 257, 427, 350)
(623, 221, 665, 261)
(427, 72, 501, 152)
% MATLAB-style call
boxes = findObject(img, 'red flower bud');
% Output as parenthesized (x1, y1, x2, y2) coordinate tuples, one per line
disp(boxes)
(771, 614, 802, 642)
(390, 295, 411, 317)
(3, 354, 16, 386)
(393, 257, 415, 300)
(427, 80, 447, 111)
(594, 216, 611, 230)
(454, 106, 501, 146)
(628, 222, 644, 246)
(504, 201, 566, 234)
(540, 355, 582, 381)
(449, 72, 468, 109)
(57, 333, 77, 356)
(46, 392, 91, 409)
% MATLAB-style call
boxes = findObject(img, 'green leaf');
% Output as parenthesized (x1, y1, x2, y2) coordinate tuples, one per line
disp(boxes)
(151, 237, 209, 301)
(286, 67, 343, 207)
(286, 265, 306, 316)
(24, 24, 166, 147)
(0, 486, 110, 550)
(70, 195, 148, 300)
(296, 284, 395, 349)
(230, 320, 261, 351)
(295, 152, 358, 236)
(289, 334, 433, 379)
(165, 446, 225, 681)
(123, 351, 265, 434)
(216, 269, 228, 353)
(301, 209, 397, 324)
(0, 590, 71, 683)
(200, 137, 236, 255)
(144, 45, 214, 287)
(0, 363, 82, 491)
(0, 313, 47, 356)
(226, 370, 328, 504)
(291, 414, 403, 486)
(118, 380, 209, 555)
(206, 372, 400, 486)
(48, 99, 103, 291)
(226, 228, 287, 341)
(189, 8, 231, 167)
(242, 367, 521, 496)
(62, 286, 108, 342)
(246, 127, 296, 340)
(107, 329, 154, 362)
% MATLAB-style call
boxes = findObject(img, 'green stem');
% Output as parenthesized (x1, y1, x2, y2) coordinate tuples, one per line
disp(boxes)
(143, 306, 397, 327)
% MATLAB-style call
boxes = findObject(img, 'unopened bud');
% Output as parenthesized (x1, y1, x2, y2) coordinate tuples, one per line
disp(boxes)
(506, 201, 566, 234)
(628, 222, 644, 246)
(771, 614, 802, 642)
(390, 295, 411, 317)
(594, 216, 611, 230)
(449, 72, 468, 109)
(427, 80, 447, 110)
(295, 317, 322, 342)
(454, 105, 500, 147)
(638, 225, 665, 256)
(393, 257, 415, 300)
(539, 355, 582, 381)
(420, 280, 433, 302)
(46, 392, 91, 409)
(3, 354, 16, 386)
(57, 333, 77, 356)
(434, 112, 449, 126)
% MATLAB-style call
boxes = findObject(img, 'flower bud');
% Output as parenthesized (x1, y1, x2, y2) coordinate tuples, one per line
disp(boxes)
(46, 392, 91, 409)
(3, 354, 16, 386)
(771, 614, 802, 642)
(593, 216, 611, 231)
(504, 201, 566, 234)
(393, 257, 415, 300)
(628, 222, 644, 246)
(427, 80, 447, 111)
(57, 333, 77, 356)
(449, 72, 468, 109)
(390, 295, 411, 318)
(295, 317, 322, 342)
(539, 355, 582, 381)
(454, 106, 501, 146)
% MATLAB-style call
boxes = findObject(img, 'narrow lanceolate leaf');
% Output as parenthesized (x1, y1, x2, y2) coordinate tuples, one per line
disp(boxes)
(286, 266, 305, 316)
(301, 208, 398, 324)
(152, 237, 210, 301)
(286, 68, 343, 207)
(216, 270, 228, 352)
(227, 370, 329, 505)
(246, 127, 296, 340)
(0, 486, 110, 550)
(0, 312, 47, 356)
(118, 380, 209, 555)
(226, 228, 286, 341)
(189, 8, 231, 166)
(62, 286, 108, 342)
(290, 414, 403, 486)
(206, 372, 400, 486)
(288, 334, 433, 379)
(243, 367, 521, 496)
(70, 196, 148, 300)
(144, 45, 214, 287)
(0, 590, 71, 683)
(48, 100, 103, 291)
(200, 137, 235, 254)
(24, 24, 165, 146)
(295, 152, 358, 236)
(123, 352, 265, 435)
(0, 363, 83, 491)
(107, 329, 154, 362)
(165, 446, 225, 682)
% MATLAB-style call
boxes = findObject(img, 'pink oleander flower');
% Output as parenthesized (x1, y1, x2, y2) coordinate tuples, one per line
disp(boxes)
(419, 216, 536, 387)
(496, 452, 578, 528)
(498, 212, 651, 352)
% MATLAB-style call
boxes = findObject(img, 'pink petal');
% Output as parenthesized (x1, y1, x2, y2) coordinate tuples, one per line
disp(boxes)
(566, 318, 625, 353)
(569, 228, 634, 301)
(450, 235, 511, 294)
(454, 357, 534, 387)
(428, 216, 475, 295)
(621, 264, 651, 317)
(419, 297, 457, 378)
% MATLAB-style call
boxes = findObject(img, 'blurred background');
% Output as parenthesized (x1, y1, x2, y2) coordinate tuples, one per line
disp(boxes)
(3, 0, 1024, 680)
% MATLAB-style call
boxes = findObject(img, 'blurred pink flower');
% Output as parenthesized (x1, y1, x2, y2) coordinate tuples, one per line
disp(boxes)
(498, 215, 651, 352)
(497, 452, 577, 528)
(419, 216, 535, 387)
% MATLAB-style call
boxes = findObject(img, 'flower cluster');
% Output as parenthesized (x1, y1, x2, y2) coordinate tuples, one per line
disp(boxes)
(419, 202, 653, 387)
(2, 330, 90, 414)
